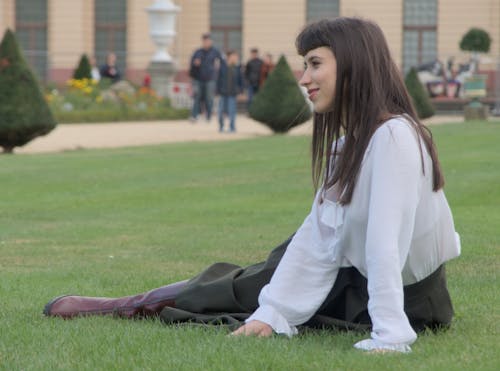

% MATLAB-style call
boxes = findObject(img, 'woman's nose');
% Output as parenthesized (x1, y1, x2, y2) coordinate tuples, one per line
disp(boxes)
(299, 69, 311, 87)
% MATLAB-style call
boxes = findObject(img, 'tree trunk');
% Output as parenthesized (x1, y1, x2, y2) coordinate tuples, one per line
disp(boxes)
(2, 146, 14, 154)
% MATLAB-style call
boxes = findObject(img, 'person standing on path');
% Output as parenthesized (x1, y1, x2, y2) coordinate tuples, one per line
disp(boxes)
(244, 48, 263, 111)
(259, 53, 275, 86)
(217, 50, 244, 132)
(189, 33, 223, 123)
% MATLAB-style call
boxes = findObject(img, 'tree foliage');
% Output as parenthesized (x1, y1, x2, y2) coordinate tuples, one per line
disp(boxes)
(249, 55, 311, 133)
(0, 29, 57, 153)
(459, 28, 492, 53)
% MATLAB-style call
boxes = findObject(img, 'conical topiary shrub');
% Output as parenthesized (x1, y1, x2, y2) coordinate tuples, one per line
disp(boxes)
(73, 53, 92, 80)
(0, 29, 57, 153)
(249, 55, 311, 133)
(404, 67, 435, 119)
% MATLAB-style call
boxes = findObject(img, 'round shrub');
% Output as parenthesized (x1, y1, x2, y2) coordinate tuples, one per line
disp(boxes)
(460, 28, 492, 53)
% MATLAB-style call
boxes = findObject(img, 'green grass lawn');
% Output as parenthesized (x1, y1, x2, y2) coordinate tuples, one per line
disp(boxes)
(0, 120, 498, 370)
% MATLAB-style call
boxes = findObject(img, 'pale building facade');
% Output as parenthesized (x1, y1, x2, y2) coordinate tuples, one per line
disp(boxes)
(0, 0, 498, 88)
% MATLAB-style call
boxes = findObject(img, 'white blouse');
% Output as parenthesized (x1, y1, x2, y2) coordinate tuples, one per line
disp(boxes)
(246, 117, 461, 352)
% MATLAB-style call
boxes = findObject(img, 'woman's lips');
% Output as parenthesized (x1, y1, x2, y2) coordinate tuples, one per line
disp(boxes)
(308, 88, 319, 100)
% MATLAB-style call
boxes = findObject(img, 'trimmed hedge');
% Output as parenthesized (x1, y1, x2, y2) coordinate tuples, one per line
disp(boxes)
(73, 54, 92, 80)
(0, 29, 56, 153)
(54, 106, 190, 124)
(405, 67, 435, 120)
(249, 55, 311, 133)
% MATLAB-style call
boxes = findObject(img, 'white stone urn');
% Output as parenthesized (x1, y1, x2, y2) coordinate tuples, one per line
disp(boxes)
(146, 0, 180, 63)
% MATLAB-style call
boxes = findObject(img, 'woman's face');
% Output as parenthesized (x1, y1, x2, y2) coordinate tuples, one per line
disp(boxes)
(299, 46, 337, 113)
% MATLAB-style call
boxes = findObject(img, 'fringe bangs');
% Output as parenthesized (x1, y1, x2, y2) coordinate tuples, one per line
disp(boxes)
(295, 20, 333, 56)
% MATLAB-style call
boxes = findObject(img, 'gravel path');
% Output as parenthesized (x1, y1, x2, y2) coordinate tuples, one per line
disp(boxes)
(17, 114, 471, 154)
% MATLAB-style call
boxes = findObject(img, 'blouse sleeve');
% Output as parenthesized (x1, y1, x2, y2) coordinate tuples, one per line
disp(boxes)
(245, 191, 341, 337)
(363, 123, 421, 346)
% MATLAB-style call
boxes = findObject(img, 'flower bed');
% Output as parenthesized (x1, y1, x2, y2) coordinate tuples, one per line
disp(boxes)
(45, 78, 190, 123)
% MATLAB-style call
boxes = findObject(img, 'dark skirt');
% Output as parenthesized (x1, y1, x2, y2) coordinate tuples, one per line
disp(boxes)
(160, 235, 454, 332)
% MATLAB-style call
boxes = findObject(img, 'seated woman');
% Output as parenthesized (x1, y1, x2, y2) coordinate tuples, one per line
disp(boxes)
(44, 17, 460, 353)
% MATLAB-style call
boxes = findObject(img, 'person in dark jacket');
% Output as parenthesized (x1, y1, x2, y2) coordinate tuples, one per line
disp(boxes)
(189, 33, 223, 122)
(99, 52, 121, 83)
(244, 48, 263, 111)
(216, 50, 243, 132)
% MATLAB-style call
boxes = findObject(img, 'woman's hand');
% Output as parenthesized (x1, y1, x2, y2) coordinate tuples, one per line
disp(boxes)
(231, 320, 273, 337)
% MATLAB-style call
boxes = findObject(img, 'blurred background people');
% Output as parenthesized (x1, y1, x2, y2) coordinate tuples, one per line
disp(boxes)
(90, 56, 101, 81)
(99, 52, 121, 83)
(260, 53, 275, 87)
(217, 50, 243, 133)
(189, 33, 223, 123)
(244, 48, 263, 111)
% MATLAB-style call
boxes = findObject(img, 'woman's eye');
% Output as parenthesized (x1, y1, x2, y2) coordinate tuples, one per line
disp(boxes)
(304, 61, 320, 70)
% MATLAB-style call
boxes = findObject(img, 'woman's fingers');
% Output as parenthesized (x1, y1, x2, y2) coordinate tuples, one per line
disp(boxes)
(230, 320, 273, 337)
(230, 325, 247, 336)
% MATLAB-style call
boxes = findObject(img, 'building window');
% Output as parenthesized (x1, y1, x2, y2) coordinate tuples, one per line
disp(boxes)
(210, 0, 242, 56)
(306, 0, 339, 23)
(94, 0, 127, 74)
(403, 0, 437, 73)
(15, 0, 48, 81)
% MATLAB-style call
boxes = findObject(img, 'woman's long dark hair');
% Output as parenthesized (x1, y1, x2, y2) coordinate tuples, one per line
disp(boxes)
(296, 17, 444, 204)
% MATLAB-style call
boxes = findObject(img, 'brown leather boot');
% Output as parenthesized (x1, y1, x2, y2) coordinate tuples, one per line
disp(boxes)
(43, 280, 189, 319)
